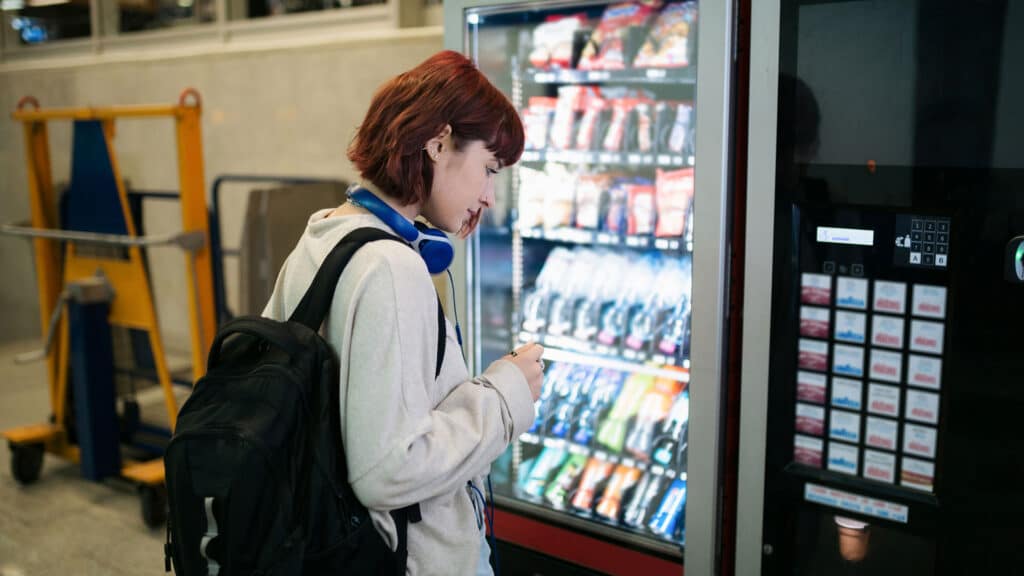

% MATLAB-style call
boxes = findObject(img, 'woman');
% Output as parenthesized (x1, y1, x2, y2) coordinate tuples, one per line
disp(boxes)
(263, 50, 544, 575)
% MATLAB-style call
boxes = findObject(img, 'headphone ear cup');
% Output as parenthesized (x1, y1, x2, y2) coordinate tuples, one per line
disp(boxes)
(416, 224, 455, 274)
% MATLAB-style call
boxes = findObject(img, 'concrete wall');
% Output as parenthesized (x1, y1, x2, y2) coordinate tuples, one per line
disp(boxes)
(0, 27, 443, 351)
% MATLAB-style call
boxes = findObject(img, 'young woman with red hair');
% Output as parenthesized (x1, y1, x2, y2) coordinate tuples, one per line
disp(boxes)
(263, 50, 544, 575)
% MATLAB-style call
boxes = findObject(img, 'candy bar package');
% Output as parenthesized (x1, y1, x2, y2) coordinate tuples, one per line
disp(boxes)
(523, 97, 557, 150)
(575, 173, 613, 229)
(627, 181, 657, 235)
(579, 1, 662, 71)
(634, 2, 698, 69)
(529, 14, 588, 70)
(655, 167, 694, 238)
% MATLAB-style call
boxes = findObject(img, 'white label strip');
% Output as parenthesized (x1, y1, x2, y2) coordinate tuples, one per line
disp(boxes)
(836, 277, 869, 309)
(873, 280, 907, 315)
(804, 482, 909, 523)
(912, 284, 947, 319)
(834, 311, 867, 344)
(910, 320, 945, 355)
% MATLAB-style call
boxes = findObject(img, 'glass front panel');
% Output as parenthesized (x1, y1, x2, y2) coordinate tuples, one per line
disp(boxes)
(466, 0, 699, 555)
(760, 0, 1024, 573)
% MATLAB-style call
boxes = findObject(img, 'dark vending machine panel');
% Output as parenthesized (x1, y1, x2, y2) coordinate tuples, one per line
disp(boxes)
(792, 210, 948, 497)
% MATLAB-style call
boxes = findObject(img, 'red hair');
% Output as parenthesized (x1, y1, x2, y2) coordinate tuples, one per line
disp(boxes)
(348, 50, 524, 206)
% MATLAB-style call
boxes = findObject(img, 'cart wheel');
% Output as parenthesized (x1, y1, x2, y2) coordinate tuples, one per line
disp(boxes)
(140, 484, 168, 528)
(10, 442, 44, 486)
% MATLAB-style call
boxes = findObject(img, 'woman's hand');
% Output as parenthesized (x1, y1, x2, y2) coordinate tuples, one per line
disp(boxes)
(501, 342, 545, 401)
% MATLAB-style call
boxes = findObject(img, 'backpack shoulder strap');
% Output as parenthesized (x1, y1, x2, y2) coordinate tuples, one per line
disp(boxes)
(435, 297, 446, 380)
(289, 227, 399, 331)
(289, 226, 446, 378)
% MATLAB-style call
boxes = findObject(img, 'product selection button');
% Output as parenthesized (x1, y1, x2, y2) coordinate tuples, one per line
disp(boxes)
(911, 242, 922, 252)
(912, 231, 923, 241)
(923, 243, 934, 254)
(937, 221, 949, 232)
(937, 233, 948, 244)
(925, 221, 936, 232)
(936, 255, 947, 267)
(924, 232, 935, 242)
(910, 252, 922, 264)
(937, 244, 947, 254)
(912, 220, 923, 231)
(923, 254, 935, 265)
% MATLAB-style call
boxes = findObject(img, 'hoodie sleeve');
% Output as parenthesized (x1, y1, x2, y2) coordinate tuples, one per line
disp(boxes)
(332, 245, 535, 511)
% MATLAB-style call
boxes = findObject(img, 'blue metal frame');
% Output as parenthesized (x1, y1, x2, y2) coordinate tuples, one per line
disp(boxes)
(68, 297, 122, 481)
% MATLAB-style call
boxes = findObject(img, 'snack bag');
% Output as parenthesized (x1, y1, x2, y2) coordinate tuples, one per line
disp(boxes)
(517, 166, 549, 230)
(667, 102, 694, 154)
(550, 86, 583, 150)
(655, 167, 694, 238)
(523, 97, 558, 150)
(575, 95, 608, 150)
(634, 102, 655, 153)
(603, 98, 635, 152)
(634, 2, 698, 69)
(627, 181, 657, 235)
(542, 164, 577, 229)
(578, 1, 661, 71)
(605, 179, 630, 233)
(575, 173, 612, 229)
(529, 14, 588, 70)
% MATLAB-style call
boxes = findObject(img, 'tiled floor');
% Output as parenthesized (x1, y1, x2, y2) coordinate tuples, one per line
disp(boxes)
(0, 340, 171, 575)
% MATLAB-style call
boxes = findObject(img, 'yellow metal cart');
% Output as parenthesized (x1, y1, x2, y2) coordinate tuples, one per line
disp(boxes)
(2, 90, 216, 527)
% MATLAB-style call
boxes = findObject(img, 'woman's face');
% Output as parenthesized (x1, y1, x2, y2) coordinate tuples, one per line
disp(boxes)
(422, 137, 500, 238)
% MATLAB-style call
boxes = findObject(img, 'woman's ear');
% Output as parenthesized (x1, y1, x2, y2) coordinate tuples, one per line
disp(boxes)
(423, 124, 454, 160)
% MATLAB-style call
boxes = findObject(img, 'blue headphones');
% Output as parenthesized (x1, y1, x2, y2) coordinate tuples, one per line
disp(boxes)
(347, 186, 455, 275)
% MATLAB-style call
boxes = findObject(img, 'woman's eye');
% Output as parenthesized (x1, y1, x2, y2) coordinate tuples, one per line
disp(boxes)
(486, 167, 499, 176)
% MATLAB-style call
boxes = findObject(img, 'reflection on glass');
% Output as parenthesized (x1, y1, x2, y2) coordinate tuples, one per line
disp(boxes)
(230, 0, 382, 19)
(117, 0, 215, 33)
(4, 0, 90, 44)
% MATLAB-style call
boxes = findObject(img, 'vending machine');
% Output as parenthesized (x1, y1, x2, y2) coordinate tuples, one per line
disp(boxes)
(443, 1, 737, 574)
(738, 0, 1024, 574)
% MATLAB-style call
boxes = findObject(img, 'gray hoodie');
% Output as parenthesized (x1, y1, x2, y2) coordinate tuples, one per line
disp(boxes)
(262, 208, 534, 575)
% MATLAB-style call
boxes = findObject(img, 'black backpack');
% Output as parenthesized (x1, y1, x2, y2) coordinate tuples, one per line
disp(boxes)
(164, 227, 446, 575)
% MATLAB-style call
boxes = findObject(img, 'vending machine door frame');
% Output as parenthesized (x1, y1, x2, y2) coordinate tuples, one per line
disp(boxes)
(735, 0, 780, 573)
(444, 0, 737, 574)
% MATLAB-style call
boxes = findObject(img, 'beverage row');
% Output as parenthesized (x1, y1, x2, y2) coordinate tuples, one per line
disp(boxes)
(515, 446, 688, 543)
(529, 2, 698, 71)
(530, 362, 690, 464)
(522, 249, 692, 359)
(519, 165, 694, 239)
(523, 89, 695, 156)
